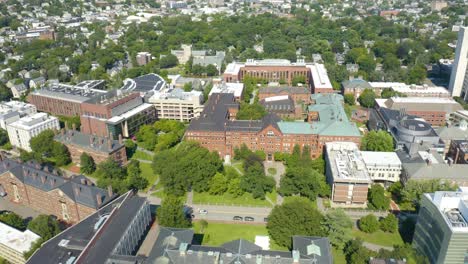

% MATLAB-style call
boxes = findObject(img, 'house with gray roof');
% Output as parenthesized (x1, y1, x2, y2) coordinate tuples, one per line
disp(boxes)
(147, 227, 333, 264)
(0, 156, 116, 223)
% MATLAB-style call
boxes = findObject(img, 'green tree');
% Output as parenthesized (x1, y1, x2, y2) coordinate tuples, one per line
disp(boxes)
(209, 172, 228, 195)
(126, 160, 148, 191)
(240, 163, 274, 199)
(80, 152, 96, 175)
(407, 64, 426, 84)
(368, 184, 390, 210)
(380, 214, 398, 233)
(136, 125, 158, 151)
(0, 212, 25, 230)
(160, 54, 178, 68)
(359, 214, 380, 233)
(344, 239, 373, 264)
(183, 82, 192, 92)
(27, 215, 61, 240)
(279, 166, 328, 200)
(30, 130, 55, 156)
(124, 140, 137, 158)
(51, 143, 71, 166)
(236, 103, 267, 120)
(267, 197, 324, 248)
(357, 88, 376, 108)
(199, 219, 208, 233)
(205, 64, 218, 76)
(344, 94, 355, 105)
(322, 209, 353, 250)
(157, 195, 191, 228)
(361, 130, 394, 152)
(227, 178, 244, 197)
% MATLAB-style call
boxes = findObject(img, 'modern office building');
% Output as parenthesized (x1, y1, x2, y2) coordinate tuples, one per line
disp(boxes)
(325, 142, 372, 208)
(0, 222, 40, 264)
(6, 112, 60, 151)
(80, 90, 157, 139)
(223, 59, 333, 93)
(0, 101, 37, 130)
(27, 80, 107, 117)
(0, 156, 116, 223)
(375, 97, 463, 127)
(185, 93, 361, 160)
(27, 191, 151, 264)
(147, 227, 333, 264)
(449, 26, 468, 101)
(413, 189, 468, 264)
(54, 129, 127, 165)
(148, 88, 204, 122)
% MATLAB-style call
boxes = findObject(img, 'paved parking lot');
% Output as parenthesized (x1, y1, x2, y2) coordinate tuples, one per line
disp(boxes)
(0, 197, 41, 219)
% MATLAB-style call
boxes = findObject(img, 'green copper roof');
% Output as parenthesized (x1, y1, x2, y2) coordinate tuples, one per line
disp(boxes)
(277, 93, 361, 137)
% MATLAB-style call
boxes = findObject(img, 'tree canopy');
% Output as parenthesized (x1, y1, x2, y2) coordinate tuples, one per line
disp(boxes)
(357, 89, 376, 108)
(359, 214, 380, 233)
(321, 209, 353, 250)
(157, 195, 191, 228)
(368, 184, 390, 210)
(80, 152, 96, 175)
(361, 130, 394, 152)
(267, 197, 325, 248)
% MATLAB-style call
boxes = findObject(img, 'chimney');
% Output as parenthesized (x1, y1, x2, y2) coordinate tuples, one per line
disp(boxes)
(179, 243, 188, 256)
(50, 178, 56, 187)
(292, 250, 300, 263)
(107, 137, 112, 149)
(96, 194, 102, 206)
(41, 176, 46, 184)
(426, 158, 432, 166)
(107, 185, 113, 197)
(118, 134, 122, 144)
(74, 187, 80, 196)
(81, 178, 87, 185)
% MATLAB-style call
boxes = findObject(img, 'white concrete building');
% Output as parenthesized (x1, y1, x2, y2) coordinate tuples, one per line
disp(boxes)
(0, 101, 37, 130)
(0, 222, 40, 264)
(7, 112, 60, 151)
(209, 82, 244, 101)
(148, 88, 204, 122)
(449, 26, 468, 101)
(360, 151, 402, 185)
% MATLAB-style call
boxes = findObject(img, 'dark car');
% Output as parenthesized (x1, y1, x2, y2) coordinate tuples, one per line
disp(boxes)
(244, 216, 254, 222)
(233, 216, 243, 221)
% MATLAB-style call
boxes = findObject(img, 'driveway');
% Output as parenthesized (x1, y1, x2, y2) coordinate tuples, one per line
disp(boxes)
(191, 204, 271, 223)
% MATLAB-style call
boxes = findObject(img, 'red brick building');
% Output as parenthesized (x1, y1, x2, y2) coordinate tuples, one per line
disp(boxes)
(223, 59, 334, 94)
(80, 90, 157, 138)
(258, 86, 311, 104)
(0, 157, 115, 223)
(185, 93, 361, 160)
(54, 129, 127, 165)
(375, 97, 464, 127)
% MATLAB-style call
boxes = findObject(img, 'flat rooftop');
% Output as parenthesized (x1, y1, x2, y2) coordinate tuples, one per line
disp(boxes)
(31, 82, 107, 103)
(428, 190, 468, 232)
(210, 82, 244, 98)
(307, 64, 332, 89)
(0, 222, 40, 253)
(9, 112, 57, 130)
(326, 142, 371, 183)
(360, 151, 402, 167)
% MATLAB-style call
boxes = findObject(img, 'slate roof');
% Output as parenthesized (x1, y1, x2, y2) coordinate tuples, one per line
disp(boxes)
(54, 130, 124, 153)
(260, 97, 295, 113)
(0, 158, 115, 209)
(146, 227, 333, 264)
(341, 79, 372, 89)
(27, 192, 146, 264)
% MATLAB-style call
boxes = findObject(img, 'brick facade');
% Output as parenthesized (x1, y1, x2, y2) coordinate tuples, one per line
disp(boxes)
(224, 65, 312, 86)
(0, 158, 114, 224)
(27, 93, 82, 117)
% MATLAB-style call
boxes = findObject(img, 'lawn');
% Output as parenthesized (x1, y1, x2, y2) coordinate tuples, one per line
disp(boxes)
(332, 248, 346, 264)
(351, 228, 404, 247)
(192, 221, 286, 250)
(132, 150, 154, 161)
(139, 162, 158, 192)
(231, 162, 245, 175)
(193, 191, 275, 207)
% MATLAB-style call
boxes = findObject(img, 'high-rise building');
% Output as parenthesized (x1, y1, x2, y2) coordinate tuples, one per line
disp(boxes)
(449, 27, 468, 101)
(413, 189, 468, 264)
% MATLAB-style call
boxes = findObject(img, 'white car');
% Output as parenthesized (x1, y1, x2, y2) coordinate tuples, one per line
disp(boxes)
(199, 209, 208, 215)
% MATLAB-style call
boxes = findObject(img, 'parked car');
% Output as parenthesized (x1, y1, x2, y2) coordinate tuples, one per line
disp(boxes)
(233, 216, 243, 221)
(199, 209, 208, 215)
(244, 216, 254, 222)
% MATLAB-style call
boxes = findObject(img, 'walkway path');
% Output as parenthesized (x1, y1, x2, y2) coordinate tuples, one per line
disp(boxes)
(137, 147, 155, 156)
(263, 161, 285, 188)
(136, 159, 152, 164)
(362, 242, 393, 252)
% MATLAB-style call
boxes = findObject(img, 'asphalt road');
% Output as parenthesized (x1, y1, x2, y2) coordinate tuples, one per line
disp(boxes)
(191, 204, 271, 223)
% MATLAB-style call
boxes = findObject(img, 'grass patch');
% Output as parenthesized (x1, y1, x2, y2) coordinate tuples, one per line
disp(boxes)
(232, 162, 245, 175)
(192, 221, 286, 250)
(140, 162, 158, 192)
(352, 228, 404, 247)
(265, 189, 277, 204)
(267, 167, 277, 175)
(332, 247, 347, 264)
(193, 192, 274, 207)
(132, 150, 154, 161)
